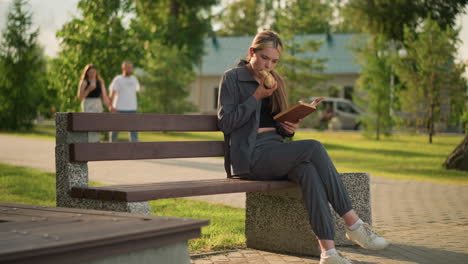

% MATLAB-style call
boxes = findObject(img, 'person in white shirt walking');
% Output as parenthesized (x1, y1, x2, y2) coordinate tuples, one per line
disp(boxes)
(109, 61, 140, 142)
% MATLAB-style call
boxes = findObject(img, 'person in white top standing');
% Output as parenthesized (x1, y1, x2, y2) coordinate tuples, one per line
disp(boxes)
(109, 61, 140, 142)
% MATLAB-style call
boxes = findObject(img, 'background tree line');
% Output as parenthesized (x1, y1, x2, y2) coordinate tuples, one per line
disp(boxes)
(0, 0, 217, 132)
(346, 0, 467, 142)
(0, 0, 466, 147)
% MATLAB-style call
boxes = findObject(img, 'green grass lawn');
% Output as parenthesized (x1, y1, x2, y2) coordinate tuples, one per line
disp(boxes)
(0, 164, 56, 207)
(2, 125, 467, 185)
(116, 130, 468, 185)
(294, 132, 468, 185)
(0, 125, 56, 141)
(0, 163, 245, 253)
(149, 199, 245, 252)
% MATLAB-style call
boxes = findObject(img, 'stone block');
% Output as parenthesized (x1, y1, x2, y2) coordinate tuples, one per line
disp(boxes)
(245, 173, 371, 256)
(55, 113, 151, 215)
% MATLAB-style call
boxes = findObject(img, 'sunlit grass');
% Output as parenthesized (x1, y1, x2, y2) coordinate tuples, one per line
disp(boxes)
(1, 125, 466, 185)
(0, 125, 56, 141)
(293, 132, 467, 185)
(0, 163, 56, 206)
(150, 198, 245, 252)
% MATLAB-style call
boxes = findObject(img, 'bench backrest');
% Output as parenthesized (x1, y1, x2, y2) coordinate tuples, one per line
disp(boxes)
(56, 112, 297, 207)
(66, 113, 224, 162)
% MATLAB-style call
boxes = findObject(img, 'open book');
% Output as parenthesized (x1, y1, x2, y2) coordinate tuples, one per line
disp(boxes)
(274, 97, 324, 123)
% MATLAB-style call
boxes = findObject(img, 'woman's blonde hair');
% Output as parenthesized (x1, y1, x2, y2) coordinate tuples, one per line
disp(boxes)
(246, 30, 288, 114)
(80, 64, 104, 83)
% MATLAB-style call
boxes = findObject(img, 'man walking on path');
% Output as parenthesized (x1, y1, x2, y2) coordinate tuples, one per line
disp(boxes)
(109, 61, 140, 142)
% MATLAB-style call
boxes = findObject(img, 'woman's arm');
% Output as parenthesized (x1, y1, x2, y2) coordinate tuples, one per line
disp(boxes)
(217, 72, 258, 135)
(77, 80, 88, 101)
(108, 90, 117, 112)
(99, 80, 111, 107)
(277, 120, 299, 138)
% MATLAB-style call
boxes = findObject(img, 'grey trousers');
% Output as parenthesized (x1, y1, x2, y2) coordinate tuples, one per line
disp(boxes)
(249, 131, 353, 240)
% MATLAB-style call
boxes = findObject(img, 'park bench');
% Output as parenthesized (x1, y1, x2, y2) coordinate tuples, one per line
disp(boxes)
(55, 112, 372, 256)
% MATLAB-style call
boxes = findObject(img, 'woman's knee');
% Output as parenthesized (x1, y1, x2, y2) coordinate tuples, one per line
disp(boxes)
(302, 139, 326, 156)
(304, 139, 323, 148)
(288, 162, 320, 184)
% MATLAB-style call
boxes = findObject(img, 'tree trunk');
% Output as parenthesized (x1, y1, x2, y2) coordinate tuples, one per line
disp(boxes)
(170, 0, 180, 20)
(443, 135, 468, 171)
(428, 72, 435, 144)
(376, 110, 380, 141)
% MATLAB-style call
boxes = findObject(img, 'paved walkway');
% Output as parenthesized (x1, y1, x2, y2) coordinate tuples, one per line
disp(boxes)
(1, 134, 467, 263)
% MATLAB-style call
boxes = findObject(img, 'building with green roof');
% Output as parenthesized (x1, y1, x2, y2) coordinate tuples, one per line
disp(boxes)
(189, 33, 362, 113)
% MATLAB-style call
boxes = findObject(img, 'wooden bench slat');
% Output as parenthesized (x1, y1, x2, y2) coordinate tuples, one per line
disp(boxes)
(87, 179, 264, 190)
(67, 113, 219, 132)
(70, 179, 296, 202)
(70, 141, 224, 162)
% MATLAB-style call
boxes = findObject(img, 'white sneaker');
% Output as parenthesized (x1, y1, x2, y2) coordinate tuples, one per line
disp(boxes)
(320, 251, 354, 264)
(346, 222, 390, 250)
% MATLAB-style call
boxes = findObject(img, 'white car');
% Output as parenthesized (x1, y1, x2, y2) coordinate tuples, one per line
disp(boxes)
(306, 97, 363, 130)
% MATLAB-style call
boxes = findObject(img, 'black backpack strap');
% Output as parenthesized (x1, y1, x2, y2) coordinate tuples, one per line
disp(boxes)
(223, 134, 232, 178)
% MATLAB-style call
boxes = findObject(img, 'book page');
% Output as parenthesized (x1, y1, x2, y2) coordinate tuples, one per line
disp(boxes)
(310, 97, 324, 108)
(273, 97, 324, 123)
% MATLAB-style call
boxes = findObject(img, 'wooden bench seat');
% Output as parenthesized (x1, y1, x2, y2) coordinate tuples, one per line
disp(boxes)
(70, 179, 295, 201)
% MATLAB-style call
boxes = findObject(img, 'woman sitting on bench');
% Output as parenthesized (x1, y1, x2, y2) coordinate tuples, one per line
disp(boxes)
(217, 30, 389, 264)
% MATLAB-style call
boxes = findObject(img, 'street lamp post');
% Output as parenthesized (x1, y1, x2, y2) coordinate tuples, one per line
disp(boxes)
(389, 39, 407, 116)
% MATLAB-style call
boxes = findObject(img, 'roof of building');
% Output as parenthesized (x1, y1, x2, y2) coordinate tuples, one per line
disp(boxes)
(198, 33, 362, 75)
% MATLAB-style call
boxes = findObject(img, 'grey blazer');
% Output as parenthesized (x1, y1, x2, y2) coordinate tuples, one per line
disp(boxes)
(217, 61, 261, 176)
(217, 60, 293, 177)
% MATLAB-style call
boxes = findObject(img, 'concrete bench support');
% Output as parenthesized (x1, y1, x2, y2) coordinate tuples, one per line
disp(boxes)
(245, 173, 371, 256)
(55, 113, 151, 214)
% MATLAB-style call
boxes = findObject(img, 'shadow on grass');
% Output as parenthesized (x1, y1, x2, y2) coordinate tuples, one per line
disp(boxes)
(379, 166, 468, 180)
(322, 142, 446, 159)
(0, 125, 56, 138)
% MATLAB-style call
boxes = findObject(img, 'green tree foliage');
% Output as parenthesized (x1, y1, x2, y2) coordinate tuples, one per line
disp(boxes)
(214, 0, 277, 36)
(343, 0, 420, 41)
(50, 0, 134, 112)
(329, 0, 361, 33)
(0, 0, 48, 130)
(132, 0, 217, 64)
(273, 0, 333, 35)
(130, 0, 217, 113)
(272, 0, 330, 105)
(139, 42, 196, 113)
(418, 0, 468, 30)
(214, 0, 257, 36)
(215, 0, 353, 36)
(343, 0, 467, 140)
(343, 0, 467, 41)
(354, 36, 392, 140)
(215, 0, 351, 36)
(393, 18, 466, 143)
(275, 38, 328, 104)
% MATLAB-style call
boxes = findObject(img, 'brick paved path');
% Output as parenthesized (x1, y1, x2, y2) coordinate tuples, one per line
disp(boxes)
(191, 178, 468, 264)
